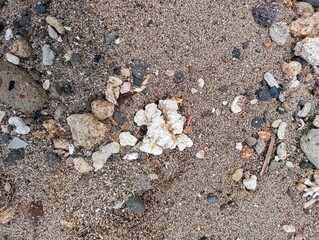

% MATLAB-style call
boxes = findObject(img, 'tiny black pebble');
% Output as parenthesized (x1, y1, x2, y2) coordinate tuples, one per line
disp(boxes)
(113, 67, 121, 75)
(174, 71, 185, 83)
(259, 79, 268, 87)
(93, 54, 102, 63)
(276, 107, 287, 115)
(19, 15, 30, 27)
(0, 22, 4, 33)
(60, 83, 73, 94)
(113, 112, 127, 125)
(242, 41, 249, 49)
(33, 109, 42, 119)
(232, 47, 240, 59)
(298, 99, 306, 107)
(291, 56, 307, 66)
(1, 134, 10, 144)
(297, 74, 302, 81)
(133, 75, 143, 87)
(257, 89, 271, 101)
(207, 193, 219, 205)
(251, 117, 264, 128)
(299, 161, 314, 169)
(199, 237, 209, 240)
(34, 4, 46, 14)
(269, 86, 279, 98)
(8, 81, 15, 91)
(13, 20, 20, 29)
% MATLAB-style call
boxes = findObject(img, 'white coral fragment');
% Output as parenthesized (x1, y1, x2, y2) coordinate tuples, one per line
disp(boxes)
(302, 174, 319, 208)
(135, 99, 193, 155)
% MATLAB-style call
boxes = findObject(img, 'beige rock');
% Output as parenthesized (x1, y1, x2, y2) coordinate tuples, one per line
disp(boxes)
(11, 39, 32, 58)
(165, 69, 175, 77)
(0, 206, 16, 224)
(46, 16, 65, 35)
(67, 113, 109, 150)
(282, 61, 302, 77)
(105, 76, 122, 105)
(232, 168, 243, 182)
(294, 2, 314, 17)
(121, 68, 130, 77)
(282, 224, 296, 233)
(290, 12, 319, 38)
(73, 157, 93, 173)
(91, 100, 114, 120)
(53, 138, 72, 150)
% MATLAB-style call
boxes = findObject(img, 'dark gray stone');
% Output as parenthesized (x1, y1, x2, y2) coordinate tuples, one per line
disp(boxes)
(251, 117, 264, 129)
(132, 60, 147, 80)
(43, 152, 61, 171)
(300, 129, 319, 169)
(174, 71, 185, 83)
(126, 195, 145, 214)
(4, 149, 25, 166)
(113, 112, 127, 125)
(207, 193, 219, 205)
(252, 2, 279, 27)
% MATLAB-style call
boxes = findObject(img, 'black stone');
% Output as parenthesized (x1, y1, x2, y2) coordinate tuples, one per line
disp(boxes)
(276, 107, 287, 115)
(132, 60, 147, 80)
(19, 15, 30, 27)
(113, 67, 121, 75)
(174, 71, 185, 83)
(43, 152, 61, 171)
(34, 4, 46, 14)
(269, 86, 279, 98)
(93, 54, 102, 63)
(251, 117, 264, 128)
(252, 2, 279, 27)
(8, 81, 15, 91)
(298, 99, 305, 107)
(60, 83, 73, 94)
(0, 22, 4, 33)
(242, 41, 249, 49)
(13, 20, 20, 29)
(200, 237, 209, 240)
(207, 193, 219, 205)
(1, 134, 10, 144)
(257, 89, 271, 101)
(232, 47, 241, 59)
(132, 75, 143, 87)
(259, 79, 268, 87)
(113, 112, 127, 125)
(33, 109, 42, 119)
(299, 161, 315, 169)
(4, 149, 25, 166)
(125, 195, 145, 214)
(291, 56, 307, 66)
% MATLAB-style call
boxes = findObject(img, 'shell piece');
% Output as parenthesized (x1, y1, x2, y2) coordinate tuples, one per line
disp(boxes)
(230, 95, 246, 113)
(119, 132, 138, 146)
(8, 117, 30, 134)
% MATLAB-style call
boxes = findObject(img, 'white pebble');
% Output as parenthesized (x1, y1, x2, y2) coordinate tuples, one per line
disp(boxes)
(8, 117, 30, 134)
(222, 101, 228, 106)
(48, 25, 59, 40)
(277, 122, 287, 140)
(230, 95, 246, 113)
(195, 150, 205, 159)
(42, 44, 55, 66)
(297, 102, 311, 118)
(123, 153, 139, 160)
(197, 78, 205, 88)
(282, 225, 296, 233)
(5, 28, 13, 41)
(43, 80, 50, 90)
(243, 175, 257, 190)
(211, 108, 216, 113)
(313, 115, 319, 128)
(69, 144, 75, 155)
(285, 161, 294, 168)
(235, 142, 243, 151)
(277, 142, 287, 160)
(5, 53, 20, 65)
(119, 132, 138, 146)
(289, 78, 300, 88)
(250, 99, 258, 105)
(73, 157, 93, 173)
(264, 72, 279, 88)
(114, 38, 121, 44)
(191, 88, 198, 94)
(271, 119, 282, 128)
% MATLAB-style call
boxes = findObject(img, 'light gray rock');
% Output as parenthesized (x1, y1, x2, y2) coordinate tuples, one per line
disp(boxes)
(297, 102, 311, 118)
(269, 22, 289, 46)
(48, 25, 59, 40)
(5, 53, 20, 65)
(300, 129, 319, 169)
(245, 137, 257, 146)
(277, 122, 287, 140)
(42, 44, 55, 65)
(8, 117, 30, 134)
(294, 37, 319, 66)
(264, 72, 279, 88)
(313, 115, 319, 128)
(8, 137, 27, 149)
(277, 142, 287, 160)
(254, 139, 266, 155)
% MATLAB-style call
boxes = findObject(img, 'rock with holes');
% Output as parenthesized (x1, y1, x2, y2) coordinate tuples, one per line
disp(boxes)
(0, 61, 48, 114)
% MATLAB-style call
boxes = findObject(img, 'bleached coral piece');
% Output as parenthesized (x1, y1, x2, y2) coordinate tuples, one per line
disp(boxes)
(135, 99, 193, 155)
(302, 174, 319, 208)
(119, 132, 138, 146)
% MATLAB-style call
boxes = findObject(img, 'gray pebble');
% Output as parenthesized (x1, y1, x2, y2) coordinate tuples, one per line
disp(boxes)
(207, 193, 219, 205)
(174, 71, 185, 83)
(300, 129, 319, 169)
(277, 142, 287, 160)
(42, 44, 55, 65)
(105, 32, 117, 44)
(254, 139, 266, 155)
(4, 149, 25, 166)
(297, 102, 311, 118)
(8, 137, 27, 149)
(269, 22, 289, 46)
(132, 60, 147, 80)
(125, 195, 145, 214)
(251, 117, 264, 128)
(113, 112, 127, 125)
(269, 160, 281, 170)
(245, 136, 257, 147)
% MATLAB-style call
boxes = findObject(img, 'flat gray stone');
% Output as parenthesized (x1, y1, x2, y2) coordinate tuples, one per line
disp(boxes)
(300, 129, 319, 169)
(125, 195, 145, 214)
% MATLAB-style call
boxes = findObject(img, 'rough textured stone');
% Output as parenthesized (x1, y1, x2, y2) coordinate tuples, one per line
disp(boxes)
(294, 37, 319, 65)
(294, 2, 314, 17)
(0, 61, 48, 114)
(11, 39, 32, 58)
(300, 129, 319, 169)
(67, 113, 109, 150)
(46, 16, 65, 35)
(125, 195, 145, 214)
(252, 2, 279, 27)
(73, 157, 93, 173)
(91, 100, 114, 120)
(302, 0, 319, 8)
(282, 61, 302, 77)
(269, 22, 289, 46)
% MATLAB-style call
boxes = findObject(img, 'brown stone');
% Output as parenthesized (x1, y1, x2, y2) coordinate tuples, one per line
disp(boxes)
(0, 61, 48, 114)
(91, 99, 114, 120)
(290, 12, 319, 38)
(11, 39, 32, 58)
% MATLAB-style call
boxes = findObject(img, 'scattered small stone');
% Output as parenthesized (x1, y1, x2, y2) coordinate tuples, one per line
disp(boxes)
(240, 145, 254, 160)
(230, 95, 246, 113)
(232, 47, 240, 59)
(282, 61, 302, 77)
(269, 22, 289, 46)
(195, 150, 205, 159)
(264, 72, 279, 88)
(263, 111, 272, 122)
(0, 111, 5, 123)
(269, 86, 279, 98)
(91, 100, 114, 120)
(132, 60, 147, 80)
(282, 225, 296, 233)
(121, 68, 131, 77)
(5, 53, 20, 65)
(243, 175, 257, 190)
(113, 67, 121, 75)
(300, 129, 319, 169)
(252, 2, 279, 27)
(8, 117, 30, 134)
(250, 99, 258, 104)
(251, 117, 264, 129)
(44, 152, 61, 171)
(302, 0, 319, 8)
(42, 44, 55, 65)
(18, 15, 30, 27)
(232, 168, 243, 182)
(254, 139, 266, 155)
(1, 134, 10, 144)
(92, 142, 120, 170)
(277, 142, 287, 160)
(298, 99, 306, 107)
(105, 76, 122, 104)
(245, 137, 257, 146)
(67, 113, 109, 150)
(48, 25, 59, 40)
(53, 138, 72, 150)
(294, 2, 314, 17)
(46, 16, 65, 35)
(34, 4, 46, 14)
(73, 157, 93, 173)
(191, 88, 198, 94)
(113, 111, 127, 125)
(119, 132, 138, 146)
(5, 28, 13, 41)
(125, 195, 145, 214)
(294, 37, 319, 65)
(276, 107, 287, 115)
(235, 142, 243, 151)
(313, 115, 319, 128)
(4, 149, 24, 165)
(27, 201, 44, 222)
(120, 82, 131, 94)
(11, 39, 32, 58)
(174, 71, 185, 83)
(123, 153, 139, 160)
(206, 193, 219, 205)
(42, 80, 50, 90)
(286, 161, 294, 168)
(297, 102, 311, 118)
(197, 78, 205, 88)
(299, 161, 314, 169)
(269, 160, 281, 170)
(104, 32, 117, 44)
(0, 206, 16, 224)
(257, 89, 271, 101)
(277, 122, 287, 140)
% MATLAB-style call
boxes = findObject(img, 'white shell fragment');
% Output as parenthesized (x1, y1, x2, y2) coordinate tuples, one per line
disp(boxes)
(119, 132, 138, 147)
(8, 117, 30, 134)
(134, 99, 193, 155)
(230, 95, 246, 113)
(243, 175, 257, 190)
(123, 153, 139, 160)
(277, 122, 287, 140)
(282, 225, 296, 233)
(92, 142, 120, 170)
(302, 174, 319, 208)
(195, 150, 205, 159)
